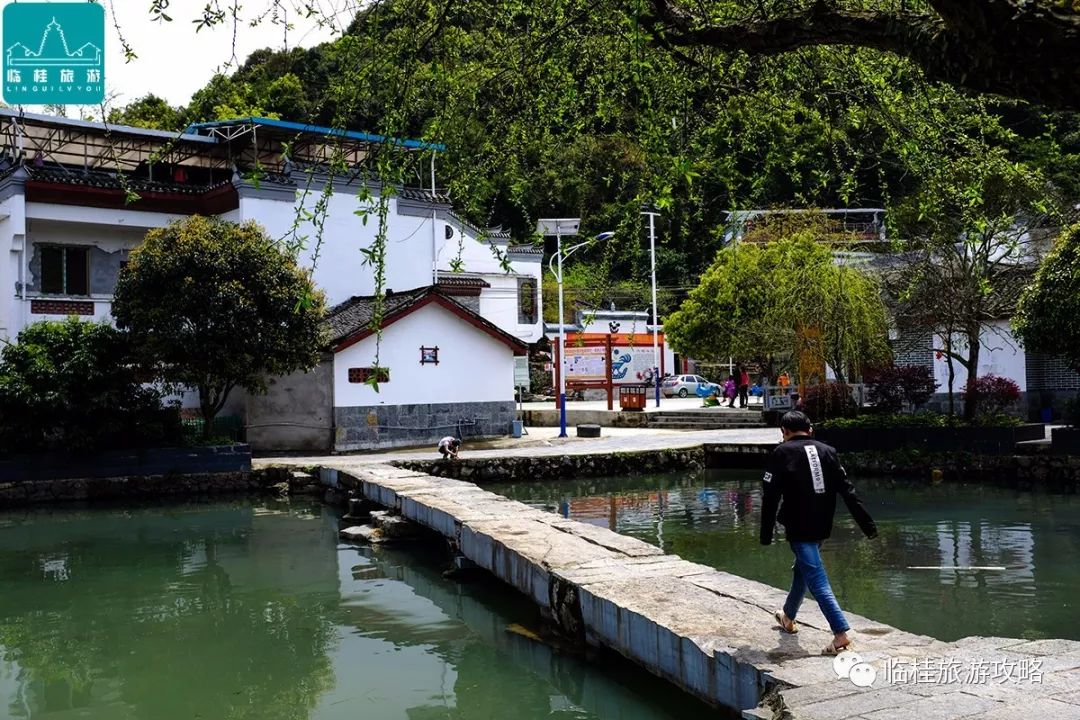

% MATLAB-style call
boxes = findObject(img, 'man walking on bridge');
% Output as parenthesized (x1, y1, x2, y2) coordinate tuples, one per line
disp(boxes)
(760, 411, 877, 655)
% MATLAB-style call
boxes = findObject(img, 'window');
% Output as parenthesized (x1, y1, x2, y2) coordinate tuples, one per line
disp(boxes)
(40, 246, 89, 295)
(348, 367, 389, 384)
(518, 279, 537, 324)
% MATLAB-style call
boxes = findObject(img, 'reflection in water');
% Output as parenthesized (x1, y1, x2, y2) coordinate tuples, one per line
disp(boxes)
(0, 500, 718, 720)
(489, 470, 1080, 642)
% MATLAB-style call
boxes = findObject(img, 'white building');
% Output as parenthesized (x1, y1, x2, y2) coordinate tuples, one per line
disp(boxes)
(0, 111, 542, 451)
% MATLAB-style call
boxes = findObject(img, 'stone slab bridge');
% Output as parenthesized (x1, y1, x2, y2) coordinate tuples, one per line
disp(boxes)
(299, 459, 1080, 720)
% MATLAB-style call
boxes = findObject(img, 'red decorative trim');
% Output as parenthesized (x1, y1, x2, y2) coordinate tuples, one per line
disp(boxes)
(334, 293, 528, 355)
(25, 182, 239, 215)
(31, 299, 94, 315)
(348, 367, 389, 383)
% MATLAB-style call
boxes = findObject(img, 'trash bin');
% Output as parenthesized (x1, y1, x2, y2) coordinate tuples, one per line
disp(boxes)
(619, 384, 648, 411)
(511, 419, 523, 438)
(1041, 408, 1053, 424)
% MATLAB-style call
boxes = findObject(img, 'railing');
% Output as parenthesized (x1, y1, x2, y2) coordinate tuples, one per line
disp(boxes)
(181, 415, 245, 443)
(762, 384, 867, 412)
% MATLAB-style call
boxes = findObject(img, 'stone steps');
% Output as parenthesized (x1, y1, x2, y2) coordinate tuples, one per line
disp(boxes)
(649, 411, 766, 430)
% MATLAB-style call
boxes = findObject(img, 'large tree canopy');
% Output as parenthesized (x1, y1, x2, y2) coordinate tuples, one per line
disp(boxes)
(664, 222, 890, 382)
(1014, 224, 1080, 373)
(646, 0, 1080, 110)
(112, 216, 326, 436)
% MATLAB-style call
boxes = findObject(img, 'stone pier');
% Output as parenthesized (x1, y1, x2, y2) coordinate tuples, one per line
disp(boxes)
(321, 462, 1080, 720)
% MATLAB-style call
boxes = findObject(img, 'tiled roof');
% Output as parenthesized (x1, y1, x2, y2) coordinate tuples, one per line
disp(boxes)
(325, 287, 429, 345)
(400, 187, 452, 204)
(436, 274, 491, 288)
(326, 285, 527, 353)
(507, 243, 543, 255)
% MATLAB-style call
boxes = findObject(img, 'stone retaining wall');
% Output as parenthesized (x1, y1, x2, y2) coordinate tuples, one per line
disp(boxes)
(395, 447, 705, 482)
(0, 466, 307, 508)
(0, 444, 252, 482)
(398, 443, 1080, 493)
(843, 451, 1080, 492)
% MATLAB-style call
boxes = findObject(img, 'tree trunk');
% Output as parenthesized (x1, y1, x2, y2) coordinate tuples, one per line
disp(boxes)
(646, 0, 1080, 110)
(198, 384, 219, 441)
(963, 330, 982, 422)
(946, 351, 956, 417)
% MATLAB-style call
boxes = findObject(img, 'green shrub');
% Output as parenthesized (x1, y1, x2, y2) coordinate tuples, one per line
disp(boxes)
(819, 411, 1020, 430)
(803, 382, 859, 422)
(0, 319, 182, 453)
(865, 364, 939, 413)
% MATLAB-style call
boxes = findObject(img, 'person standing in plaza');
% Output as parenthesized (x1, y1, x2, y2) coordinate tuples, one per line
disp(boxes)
(760, 411, 877, 655)
(737, 365, 750, 408)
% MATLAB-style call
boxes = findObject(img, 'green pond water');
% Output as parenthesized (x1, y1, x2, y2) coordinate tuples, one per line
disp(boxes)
(0, 500, 717, 720)
(489, 470, 1080, 643)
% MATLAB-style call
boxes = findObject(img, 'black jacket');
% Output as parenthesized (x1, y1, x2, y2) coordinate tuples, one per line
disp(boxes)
(760, 436, 877, 545)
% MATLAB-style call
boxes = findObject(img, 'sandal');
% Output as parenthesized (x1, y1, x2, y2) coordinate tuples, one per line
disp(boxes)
(775, 610, 799, 634)
(822, 640, 853, 656)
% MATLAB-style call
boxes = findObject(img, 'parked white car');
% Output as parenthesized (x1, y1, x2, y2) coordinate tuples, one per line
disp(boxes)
(661, 374, 718, 398)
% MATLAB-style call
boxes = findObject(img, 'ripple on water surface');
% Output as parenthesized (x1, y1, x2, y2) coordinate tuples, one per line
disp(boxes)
(488, 469, 1080, 642)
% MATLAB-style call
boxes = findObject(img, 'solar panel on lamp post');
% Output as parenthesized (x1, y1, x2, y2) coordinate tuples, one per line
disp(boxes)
(538, 219, 615, 438)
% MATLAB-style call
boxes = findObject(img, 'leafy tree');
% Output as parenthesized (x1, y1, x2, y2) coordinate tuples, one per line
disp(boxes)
(107, 94, 184, 131)
(112, 216, 326, 438)
(888, 148, 1062, 418)
(1014, 224, 1080, 371)
(0, 319, 180, 453)
(645, 0, 1080, 110)
(664, 223, 890, 382)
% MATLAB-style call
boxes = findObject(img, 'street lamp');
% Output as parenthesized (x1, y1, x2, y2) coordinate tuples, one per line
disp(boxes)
(641, 205, 661, 408)
(538, 218, 615, 438)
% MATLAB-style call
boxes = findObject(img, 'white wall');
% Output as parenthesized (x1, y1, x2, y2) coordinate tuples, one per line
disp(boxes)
(242, 189, 545, 342)
(241, 192, 438, 307)
(0, 192, 27, 342)
(333, 301, 516, 407)
(933, 320, 1027, 393)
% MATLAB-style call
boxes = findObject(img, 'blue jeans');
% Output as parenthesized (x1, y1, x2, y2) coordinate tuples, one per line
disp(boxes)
(784, 541, 850, 634)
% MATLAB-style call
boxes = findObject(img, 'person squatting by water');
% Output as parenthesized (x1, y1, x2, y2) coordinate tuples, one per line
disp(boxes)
(760, 411, 877, 655)
(437, 436, 461, 460)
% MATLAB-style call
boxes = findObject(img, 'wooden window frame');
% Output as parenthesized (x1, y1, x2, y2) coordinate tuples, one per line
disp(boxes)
(40, 245, 91, 296)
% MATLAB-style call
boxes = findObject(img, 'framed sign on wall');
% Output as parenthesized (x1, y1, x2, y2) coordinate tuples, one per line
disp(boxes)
(420, 346, 440, 365)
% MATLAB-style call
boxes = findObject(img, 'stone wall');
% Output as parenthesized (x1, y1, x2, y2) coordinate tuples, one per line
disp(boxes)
(1, 470, 260, 507)
(399, 443, 1080, 493)
(0, 444, 252, 482)
(0, 466, 328, 508)
(395, 447, 705, 482)
(842, 451, 1080, 492)
(335, 400, 515, 452)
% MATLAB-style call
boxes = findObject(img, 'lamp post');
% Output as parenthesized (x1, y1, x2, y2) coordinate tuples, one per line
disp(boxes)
(539, 219, 614, 438)
(642, 206, 661, 407)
